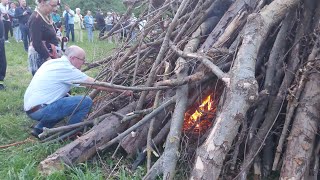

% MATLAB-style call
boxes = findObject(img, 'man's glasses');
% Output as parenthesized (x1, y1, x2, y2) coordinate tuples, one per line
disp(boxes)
(75, 56, 86, 63)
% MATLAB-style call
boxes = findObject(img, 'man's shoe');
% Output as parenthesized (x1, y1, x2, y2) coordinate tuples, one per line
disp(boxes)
(31, 128, 43, 140)
(0, 84, 4, 90)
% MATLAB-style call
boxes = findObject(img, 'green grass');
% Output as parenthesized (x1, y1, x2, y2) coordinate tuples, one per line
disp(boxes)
(0, 31, 144, 179)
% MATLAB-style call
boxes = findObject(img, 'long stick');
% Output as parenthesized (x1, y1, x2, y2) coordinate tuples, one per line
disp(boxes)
(74, 81, 171, 91)
(38, 114, 108, 139)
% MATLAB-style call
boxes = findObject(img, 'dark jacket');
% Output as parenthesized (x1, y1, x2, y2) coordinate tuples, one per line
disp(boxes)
(15, 6, 32, 25)
(95, 13, 105, 28)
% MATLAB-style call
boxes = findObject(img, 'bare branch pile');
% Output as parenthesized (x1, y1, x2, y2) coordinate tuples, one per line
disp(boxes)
(37, 0, 320, 179)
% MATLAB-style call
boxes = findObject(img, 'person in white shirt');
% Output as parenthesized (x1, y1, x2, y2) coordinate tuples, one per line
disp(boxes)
(0, 0, 11, 42)
(24, 45, 130, 139)
(62, 4, 75, 42)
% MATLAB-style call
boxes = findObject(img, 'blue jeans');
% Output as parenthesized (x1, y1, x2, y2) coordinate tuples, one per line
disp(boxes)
(27, 96, 93, 132)
(66, 24, 75, 42)
(13, 26, 22, 42)
(19, 24, 29, 51)
(86, 26, 93, 42)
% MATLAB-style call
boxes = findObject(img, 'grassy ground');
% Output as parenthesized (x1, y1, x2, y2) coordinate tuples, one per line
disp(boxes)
(0, 32, 145, 179)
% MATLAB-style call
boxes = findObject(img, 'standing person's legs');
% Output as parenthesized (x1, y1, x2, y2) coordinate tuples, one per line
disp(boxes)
(66, 25, 70, 40)
(75, 29, 80, 42)
(90, 27, 94, 42)
(9, 23, 13, 37)
(80, 29, 83, 42)
(27, 96, 93, 133)
(86, 28, 90, 42)
(87, 27, 93, 42)
(20, 24, 29, 51)
(69, 24, 75, 42)
(0, 37, 6, 90)
(3, 21, 10, 41)
(17, 26, 22, 41)
(13, 26, 18, 42)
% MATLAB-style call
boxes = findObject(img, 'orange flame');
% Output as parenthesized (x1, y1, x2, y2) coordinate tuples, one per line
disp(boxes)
(183, 94, 217, 134)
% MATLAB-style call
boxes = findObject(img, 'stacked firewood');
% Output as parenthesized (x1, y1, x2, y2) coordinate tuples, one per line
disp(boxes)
(37, 0, 320, 179)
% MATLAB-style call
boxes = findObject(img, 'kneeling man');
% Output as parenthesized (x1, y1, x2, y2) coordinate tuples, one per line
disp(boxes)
(24, 45, 120, 138)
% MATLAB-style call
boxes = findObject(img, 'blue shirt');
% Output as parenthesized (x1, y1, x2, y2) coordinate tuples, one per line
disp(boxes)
(63, 10, 75, 24)
(84, 15, 93, 28)
(51, 13, 61, 23)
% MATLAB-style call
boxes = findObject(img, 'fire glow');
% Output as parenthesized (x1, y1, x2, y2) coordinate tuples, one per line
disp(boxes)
(183, 94, 217, 134)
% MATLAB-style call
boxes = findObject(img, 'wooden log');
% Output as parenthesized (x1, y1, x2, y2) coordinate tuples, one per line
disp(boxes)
(38, 102, 137, 175)
(280, 30, 320, 179)
(248, 9, 296, 147)
(120, 104, 173, 156)
(280, 61, 320, 178)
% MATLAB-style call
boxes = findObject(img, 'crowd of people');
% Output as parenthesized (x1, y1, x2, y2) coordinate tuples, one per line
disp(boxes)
(0, 0, 144, 86)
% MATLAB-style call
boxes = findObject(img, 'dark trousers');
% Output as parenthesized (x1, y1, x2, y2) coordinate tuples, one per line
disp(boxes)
(9, 24, 13, 37)
(99, 26, 105, 38)
(0, 38, 6, 81)
(3, 21, 11, 41)
(20, 24, 30, 51)
(66, 24, 74, 42)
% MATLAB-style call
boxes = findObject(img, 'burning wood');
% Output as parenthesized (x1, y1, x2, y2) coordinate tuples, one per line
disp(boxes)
(183, 93, 217, 134)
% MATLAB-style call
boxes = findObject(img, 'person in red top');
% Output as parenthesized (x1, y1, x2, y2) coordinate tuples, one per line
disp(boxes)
(27, 0, 59, 75)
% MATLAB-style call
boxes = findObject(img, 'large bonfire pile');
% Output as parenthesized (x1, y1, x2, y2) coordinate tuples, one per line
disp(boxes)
(37, 0, 320, 179)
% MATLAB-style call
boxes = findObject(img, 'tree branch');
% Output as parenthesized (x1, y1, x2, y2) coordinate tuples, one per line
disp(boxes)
(169, 42, 229, 85)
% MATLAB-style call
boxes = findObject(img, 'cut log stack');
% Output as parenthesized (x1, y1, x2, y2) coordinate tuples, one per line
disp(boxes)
(38, 0, 320, 179)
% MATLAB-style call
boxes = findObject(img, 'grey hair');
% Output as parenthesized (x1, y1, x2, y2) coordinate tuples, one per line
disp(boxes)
(64, 46, 78, 58)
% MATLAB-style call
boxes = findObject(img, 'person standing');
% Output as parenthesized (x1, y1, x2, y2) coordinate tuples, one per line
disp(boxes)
(104, 12, 114, 42)
(28, 0, 59, 75)
(63, 4, 74, 42)
(84, 10, 93, 42)
(8, 2, 21, 42)
(74, 8, 83, 42)
(15, 0, 32, 51)
(51, 9, 61, 28)
(0, 0, 11, 43)
(95, 10, 105, 38)
(0, 14, 6, 90)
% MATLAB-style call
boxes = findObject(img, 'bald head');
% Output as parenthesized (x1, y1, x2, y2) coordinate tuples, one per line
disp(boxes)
(65, 45, 85, 57)
(65, 46, 86, 69)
